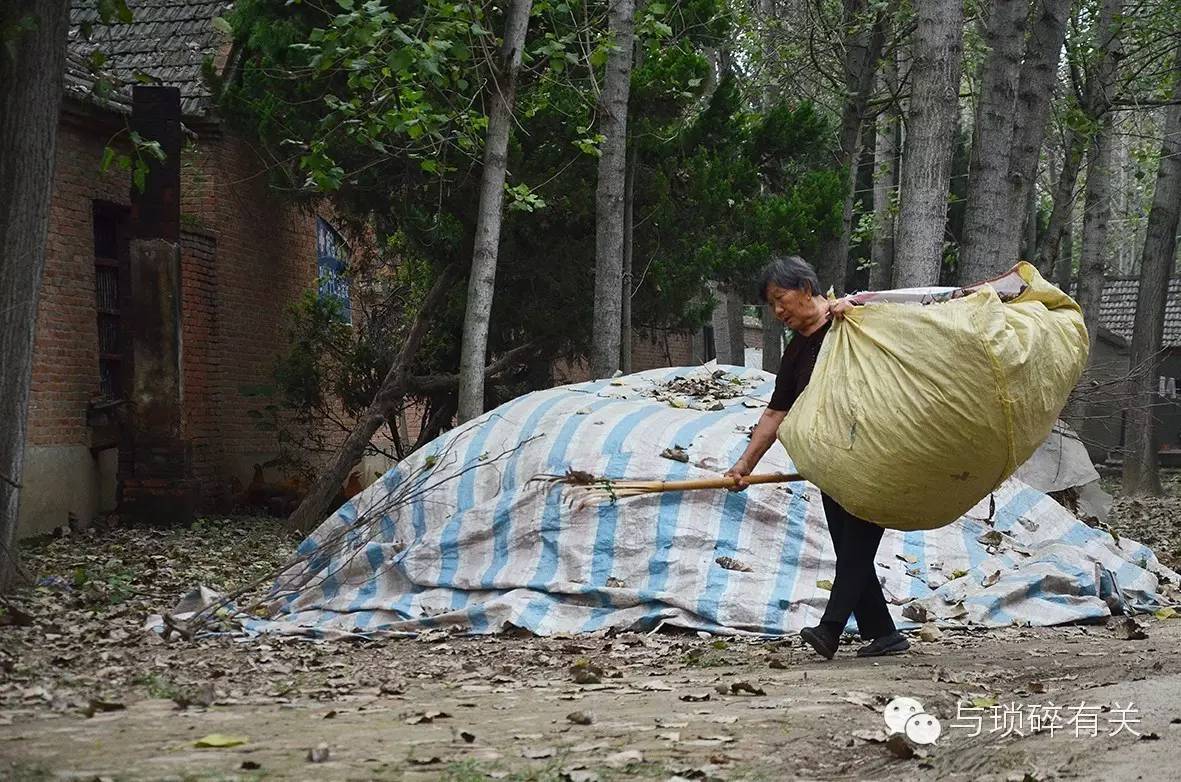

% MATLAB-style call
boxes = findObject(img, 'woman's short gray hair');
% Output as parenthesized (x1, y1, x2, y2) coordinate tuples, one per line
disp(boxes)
(757, 255, 821, 303)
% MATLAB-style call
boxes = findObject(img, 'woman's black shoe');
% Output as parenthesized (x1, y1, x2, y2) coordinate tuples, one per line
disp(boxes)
(855, 631, 910, 657)
(800, 625, 838, 660)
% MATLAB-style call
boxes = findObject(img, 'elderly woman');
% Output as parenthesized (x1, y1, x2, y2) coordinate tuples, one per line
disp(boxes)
(725, 255, 909, 660)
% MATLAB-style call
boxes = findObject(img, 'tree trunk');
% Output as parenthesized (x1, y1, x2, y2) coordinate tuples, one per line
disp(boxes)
(620, 137, 636, 373)
(590, 0, 636, 379)
(993, 0, 1071, 272)
(760, 307, 783, 372)
(1122, 50, 1181, 497)
(1021, 183, 1039, 262)
(869, 57, 899, 291)
(0, 0, 70, 590)
(1054, 204, 1074, 291)
(957, 0, 1028, 283)
(726, 286, 745, 367)
(1038, 128, 1084, 280)
(818, 0, 886, 294)
(893, 0, 964, 287)
(1077, 117, 1114, 356)
(456, 0, 533, 423)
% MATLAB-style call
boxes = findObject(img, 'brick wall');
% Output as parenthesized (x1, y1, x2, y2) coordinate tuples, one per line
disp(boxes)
(181, 130, 319, 479)
(553, 330, 699, 385)
(179, 230, 226, 501)
(27, 117, 129, 448)
(632, 330, 695, 372)
(24, 108, 323, 529)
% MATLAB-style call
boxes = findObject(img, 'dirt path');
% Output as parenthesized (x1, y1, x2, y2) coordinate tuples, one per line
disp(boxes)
(3, 621, 1179, 781)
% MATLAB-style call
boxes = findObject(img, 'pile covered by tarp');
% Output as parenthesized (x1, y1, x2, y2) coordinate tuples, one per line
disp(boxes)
(243, 364, 1178, 639)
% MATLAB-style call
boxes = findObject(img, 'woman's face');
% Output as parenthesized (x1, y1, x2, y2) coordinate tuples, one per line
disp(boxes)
(765, 283, 821, 331)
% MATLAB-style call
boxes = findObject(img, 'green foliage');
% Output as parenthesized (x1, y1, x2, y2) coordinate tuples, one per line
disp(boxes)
(100, 130, 166, 193)
(218, 0, 842, 441)
(70, 559, 137, 605)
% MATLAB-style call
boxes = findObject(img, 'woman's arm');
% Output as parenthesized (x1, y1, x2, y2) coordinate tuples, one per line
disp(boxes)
(724, 407, 788, 489)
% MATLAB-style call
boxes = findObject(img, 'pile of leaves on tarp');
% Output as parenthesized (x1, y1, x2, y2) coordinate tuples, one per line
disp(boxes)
(641, 369, 763, 411)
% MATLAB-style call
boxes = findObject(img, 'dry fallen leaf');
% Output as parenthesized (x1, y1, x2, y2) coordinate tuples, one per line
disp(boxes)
(730, 680, 766, 696)
(522, 746, 557, 759)
(405, 710, 451, 725)
(604, 750, 644, 769)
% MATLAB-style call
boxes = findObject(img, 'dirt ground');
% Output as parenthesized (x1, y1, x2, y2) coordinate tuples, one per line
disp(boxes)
(2, 486, 1181, 781)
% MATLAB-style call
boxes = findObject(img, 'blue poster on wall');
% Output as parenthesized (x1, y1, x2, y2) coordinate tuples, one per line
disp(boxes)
(316, 217, 351, 323)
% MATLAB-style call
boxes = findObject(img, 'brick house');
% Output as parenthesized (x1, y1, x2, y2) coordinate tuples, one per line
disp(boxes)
(18, 1, 701, 537)
(18, 2, 354, 536)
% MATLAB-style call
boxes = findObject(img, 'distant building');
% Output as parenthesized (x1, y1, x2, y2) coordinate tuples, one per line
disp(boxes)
(1085, 276, 1181, 463)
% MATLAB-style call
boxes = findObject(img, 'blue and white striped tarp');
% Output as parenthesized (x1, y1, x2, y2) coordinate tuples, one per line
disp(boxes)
(253, 365, 1179, 638)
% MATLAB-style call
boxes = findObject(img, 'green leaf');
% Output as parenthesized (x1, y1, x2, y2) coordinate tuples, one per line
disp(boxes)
(816, 579, 833, 591)
(970, 696, 998, 708)
(195, 734, 248, 748)
(211, 16, 233, 35)
(100, 146, 117, 173)
(1155, 607, 1178, 620)
(132, 162, 147, 193)
(419, 159, 438, 174)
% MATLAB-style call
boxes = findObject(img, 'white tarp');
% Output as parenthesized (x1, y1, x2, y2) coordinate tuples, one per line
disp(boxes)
(249, 365, 1178, 638)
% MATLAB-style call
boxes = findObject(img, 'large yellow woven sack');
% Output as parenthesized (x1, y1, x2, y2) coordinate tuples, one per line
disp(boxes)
(777, 262, 1089, 531)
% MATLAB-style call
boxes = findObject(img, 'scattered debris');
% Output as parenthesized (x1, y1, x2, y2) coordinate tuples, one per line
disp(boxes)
(715, 556, 753, 573)
(902, 603, 931, 623)
(885, 732, 922, 759)
(1108, 616, 1148, 641)
(660, 446, 690, 463)
(842, 691, 879, 709)
(919, 624, 943, 643)
(570, 659, 603, 685)
(566, 710, 595, 725)
(522, 746, 557, 759)
(83, 699, 125, 717)
(405, 710, 451, 724)
(851, 729, 888, 744)
(604, 749, 644, 769)
(307, 743, 330, 763)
